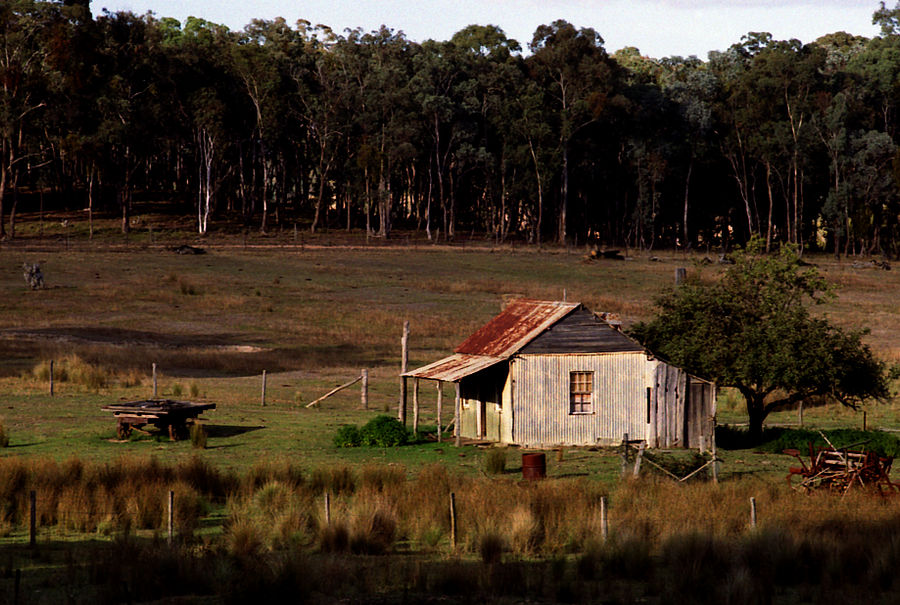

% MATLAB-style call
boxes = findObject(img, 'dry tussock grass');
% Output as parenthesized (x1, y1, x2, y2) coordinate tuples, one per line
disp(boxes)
(6, 454, 900, 567)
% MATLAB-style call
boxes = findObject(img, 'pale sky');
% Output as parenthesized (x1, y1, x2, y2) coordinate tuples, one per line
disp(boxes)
(93, 0, 883, 59)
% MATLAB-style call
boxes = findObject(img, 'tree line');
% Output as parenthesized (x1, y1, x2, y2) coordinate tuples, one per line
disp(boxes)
(6, 0, 900, 254)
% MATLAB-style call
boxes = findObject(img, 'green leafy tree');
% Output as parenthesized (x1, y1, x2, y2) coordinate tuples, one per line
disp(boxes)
(631, 240, 895, 440)
(528, 20, 617, 244)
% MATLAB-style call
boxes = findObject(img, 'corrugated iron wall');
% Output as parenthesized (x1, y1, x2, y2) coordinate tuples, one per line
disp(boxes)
(512, 353, 649, 447)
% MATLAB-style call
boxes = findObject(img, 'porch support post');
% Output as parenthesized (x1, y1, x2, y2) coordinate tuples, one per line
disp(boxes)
(413, 378, 420, 436)
(454, 381, 461, 447)
(436, 381, 443, 442)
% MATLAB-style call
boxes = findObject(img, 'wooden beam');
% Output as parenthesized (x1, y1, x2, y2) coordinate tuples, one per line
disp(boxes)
(306, 375, 363, 408)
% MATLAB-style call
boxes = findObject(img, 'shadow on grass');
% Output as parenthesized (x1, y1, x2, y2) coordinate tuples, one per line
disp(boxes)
(716, 424, 900, 457)
(206, 424, 265, 438)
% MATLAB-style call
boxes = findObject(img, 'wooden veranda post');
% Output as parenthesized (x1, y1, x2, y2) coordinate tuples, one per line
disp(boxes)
(436, 382, 443, 443)
(413, 378, 419, 436)
(399, 321, 409, 425)
(454, 382, 461, 447)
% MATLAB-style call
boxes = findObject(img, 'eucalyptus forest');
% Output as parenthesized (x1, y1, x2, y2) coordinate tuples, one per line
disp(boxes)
(6, 0, 900, 254)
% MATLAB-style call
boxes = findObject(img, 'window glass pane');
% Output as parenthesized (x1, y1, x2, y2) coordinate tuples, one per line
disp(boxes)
(570, 371, 593, 413)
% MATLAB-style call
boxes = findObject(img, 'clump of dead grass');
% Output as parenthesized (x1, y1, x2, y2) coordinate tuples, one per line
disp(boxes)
(30, 354, 150, 391)
(32, 355, 108, 391)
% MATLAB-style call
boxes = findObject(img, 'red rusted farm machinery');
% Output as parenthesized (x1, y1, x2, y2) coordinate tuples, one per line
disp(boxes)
(784, 440, 900, 495)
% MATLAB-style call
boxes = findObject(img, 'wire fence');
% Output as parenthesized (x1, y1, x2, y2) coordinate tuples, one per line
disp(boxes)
(5, 490, 180, 546)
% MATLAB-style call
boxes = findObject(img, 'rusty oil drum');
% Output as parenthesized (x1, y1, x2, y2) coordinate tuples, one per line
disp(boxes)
(521, 452, 546, 480)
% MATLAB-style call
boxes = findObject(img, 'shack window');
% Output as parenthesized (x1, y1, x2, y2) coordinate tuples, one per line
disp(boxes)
(569, 371, 593, 414)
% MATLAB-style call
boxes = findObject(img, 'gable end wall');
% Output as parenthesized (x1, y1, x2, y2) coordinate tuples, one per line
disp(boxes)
(512, 352, 649, 447)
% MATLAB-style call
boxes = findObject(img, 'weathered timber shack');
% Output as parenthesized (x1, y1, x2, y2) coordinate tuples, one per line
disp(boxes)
(402, 299, 715, 449)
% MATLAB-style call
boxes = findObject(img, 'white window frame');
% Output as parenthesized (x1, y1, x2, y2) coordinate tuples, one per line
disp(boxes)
(569, 371, 594, 414)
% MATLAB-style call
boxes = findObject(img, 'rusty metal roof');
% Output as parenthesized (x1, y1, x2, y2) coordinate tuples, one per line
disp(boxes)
(402, 353, 504, 382)
(454, 299, 580, 358)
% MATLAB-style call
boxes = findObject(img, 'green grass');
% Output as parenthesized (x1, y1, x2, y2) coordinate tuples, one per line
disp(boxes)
(1, 213, 899, 480)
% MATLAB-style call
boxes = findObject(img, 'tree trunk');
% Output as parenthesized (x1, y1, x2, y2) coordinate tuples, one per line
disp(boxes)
(425, 164, 432, 241)
(529, 138, 543, 246)
(765, 161, 774, 253)
(559, 143, 568, 244)
(88, 165, 94, 240)
(260, 156, 269, 234)
(0, 161, 7, 239)
(744, 391, 767, 442)
(683, 156, 693, 248)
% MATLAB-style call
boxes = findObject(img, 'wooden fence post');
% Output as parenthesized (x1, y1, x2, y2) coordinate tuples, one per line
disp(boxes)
(49, 360, 54, 397)
(798, 401, 803, 427)
(711, 418, 719, 484)
(152, 363, 158, 399)
(863, 411, 868, 431)
(168, 490, 174, 545)
(632, 441, 645, 477)
(600, 496, 609, 542)
(620, 433, 629, 477)
(261, 370, 267, 407)
(449, 492, 457, 549)
(29, 491, 36, 547)
(749, 497, 757, 529)
(399, 321, 409, 425)
(361, 369, 368, 409)
(436, 382, 443, 443)
(324, 491, 331, 525)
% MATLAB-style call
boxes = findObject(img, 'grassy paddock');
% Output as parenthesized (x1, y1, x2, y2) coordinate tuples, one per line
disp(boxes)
(2, 232, 899, 470)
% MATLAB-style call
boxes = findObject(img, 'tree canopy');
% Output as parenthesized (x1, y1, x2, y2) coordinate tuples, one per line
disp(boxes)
(631, 241, 896, 438)
(7, 1, 900, 253)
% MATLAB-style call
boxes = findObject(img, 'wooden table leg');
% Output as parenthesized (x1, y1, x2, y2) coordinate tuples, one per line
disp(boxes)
(117, 419, 132, 440)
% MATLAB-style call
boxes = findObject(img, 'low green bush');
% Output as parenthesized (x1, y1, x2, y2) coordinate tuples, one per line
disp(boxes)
(334, 416, 411, 448)
(333, 425, 361, 448)
(359, 415, 410, 447)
